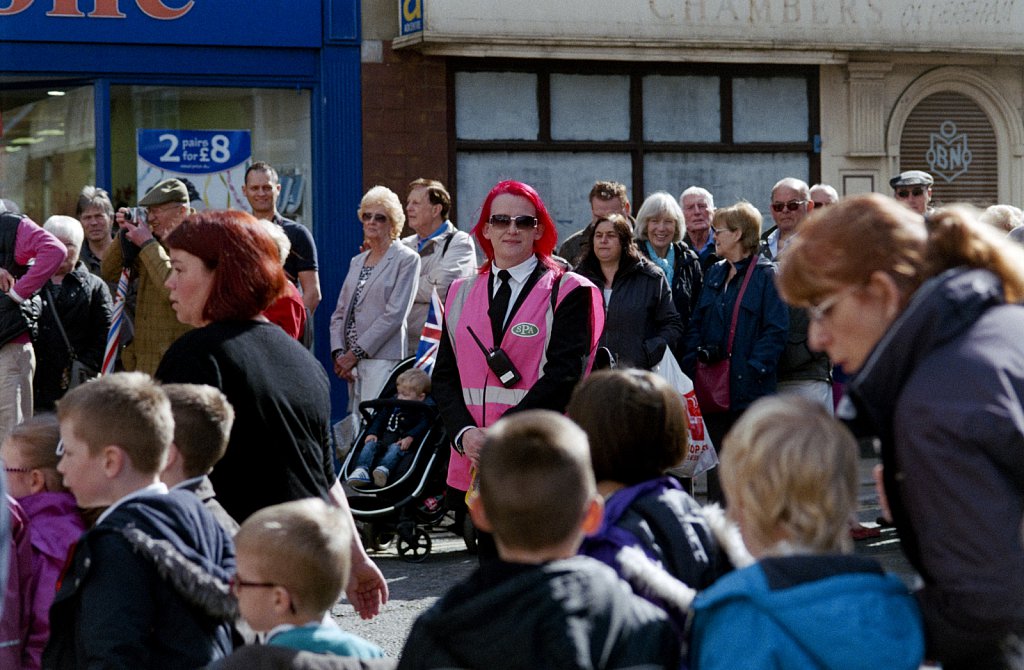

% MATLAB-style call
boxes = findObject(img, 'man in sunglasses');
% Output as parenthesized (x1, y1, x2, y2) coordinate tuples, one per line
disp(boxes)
(760, 177, 833, 414)
(810, 183, 839, 210)
(890, 170, 934, 215)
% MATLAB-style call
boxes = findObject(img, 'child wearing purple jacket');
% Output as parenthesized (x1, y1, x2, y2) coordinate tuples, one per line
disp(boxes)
(0, 414, 85, 669)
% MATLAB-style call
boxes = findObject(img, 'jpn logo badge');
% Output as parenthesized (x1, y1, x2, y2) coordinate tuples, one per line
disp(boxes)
(926, 120, 972, 183)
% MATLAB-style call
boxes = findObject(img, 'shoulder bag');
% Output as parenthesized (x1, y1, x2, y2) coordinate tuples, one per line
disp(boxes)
(694, 260, 756, 414)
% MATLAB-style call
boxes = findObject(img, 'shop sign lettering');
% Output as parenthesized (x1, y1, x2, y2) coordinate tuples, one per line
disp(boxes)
(0, 0, 193, 19)
(927, 120, 972, 183)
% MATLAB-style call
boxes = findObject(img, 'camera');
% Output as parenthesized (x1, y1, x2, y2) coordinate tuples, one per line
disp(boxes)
(697, 345, 726, 364)
(123, 207, 146, 225)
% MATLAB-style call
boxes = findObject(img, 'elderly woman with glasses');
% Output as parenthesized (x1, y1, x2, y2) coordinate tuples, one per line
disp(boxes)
(778, 195, 1024, 669)
(634, 191, 703, 338)
(330, 186, 421, 426)
(681, 202, 788, 504)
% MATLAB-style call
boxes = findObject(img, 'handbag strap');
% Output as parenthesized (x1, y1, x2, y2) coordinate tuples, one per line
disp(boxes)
(725, 258, 757, 355)
(43, 284, 76, 357)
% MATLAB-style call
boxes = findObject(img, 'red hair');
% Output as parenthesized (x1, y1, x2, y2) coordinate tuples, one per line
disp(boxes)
(163, 209, 287, 322)
(472, 180, 561, 274)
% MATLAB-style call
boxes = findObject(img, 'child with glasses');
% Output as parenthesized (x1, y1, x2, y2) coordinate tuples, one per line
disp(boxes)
(44, 372, 237, 668)
(0, 414, 84, 669)
(216, 498, 384, 665)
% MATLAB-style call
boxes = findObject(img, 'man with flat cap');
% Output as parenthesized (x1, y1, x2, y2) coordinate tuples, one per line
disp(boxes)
(890, 170, 934, 215)
(101, 178, 193, 374)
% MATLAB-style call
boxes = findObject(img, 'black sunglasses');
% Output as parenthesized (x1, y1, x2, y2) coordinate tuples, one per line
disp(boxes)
(488, 214, 538, 230)
(895, 188, 926, 198)
(771, 200, 807, 213)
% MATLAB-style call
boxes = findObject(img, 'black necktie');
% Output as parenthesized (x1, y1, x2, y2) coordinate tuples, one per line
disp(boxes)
(490, 269, 512, 342)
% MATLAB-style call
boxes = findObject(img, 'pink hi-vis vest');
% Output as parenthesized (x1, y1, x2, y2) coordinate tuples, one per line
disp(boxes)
(444, 266, 604, 490)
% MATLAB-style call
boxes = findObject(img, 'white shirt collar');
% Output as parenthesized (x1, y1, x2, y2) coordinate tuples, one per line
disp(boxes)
(492, 255, 537, 287)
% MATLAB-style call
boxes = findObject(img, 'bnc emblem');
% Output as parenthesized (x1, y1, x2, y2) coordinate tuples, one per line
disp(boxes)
(926, 120, 972, 183)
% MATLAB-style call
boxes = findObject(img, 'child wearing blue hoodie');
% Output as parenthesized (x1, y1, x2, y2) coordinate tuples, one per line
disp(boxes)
(688, 395, 924, 670)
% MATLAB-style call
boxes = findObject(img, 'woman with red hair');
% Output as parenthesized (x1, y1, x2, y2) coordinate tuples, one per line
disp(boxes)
(432, 180, 605, 560)
(154, 209, 388, 620)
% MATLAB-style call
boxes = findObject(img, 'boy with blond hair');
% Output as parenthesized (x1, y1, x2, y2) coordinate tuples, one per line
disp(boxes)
(160, 383, 239, 535)
(217, 498, 383, 662)
(689, 395, 923, 669)
(44, 372, 237, 668)
(398, 410, 679, 670)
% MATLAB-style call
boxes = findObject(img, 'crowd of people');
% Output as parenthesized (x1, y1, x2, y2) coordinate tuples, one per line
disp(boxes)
(0, 162, 1021, 669)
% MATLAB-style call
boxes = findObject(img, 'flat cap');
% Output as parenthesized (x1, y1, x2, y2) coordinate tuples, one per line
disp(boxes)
(138, 178, 189, 207)
(889, 170, 934, 189)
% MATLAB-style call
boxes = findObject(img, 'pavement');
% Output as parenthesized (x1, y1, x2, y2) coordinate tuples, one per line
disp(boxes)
(334, 447, 920, 658)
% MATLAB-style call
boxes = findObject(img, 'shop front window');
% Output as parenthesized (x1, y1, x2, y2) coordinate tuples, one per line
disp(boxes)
(0, 85, 95, 221)
(110, 85, 313, 224)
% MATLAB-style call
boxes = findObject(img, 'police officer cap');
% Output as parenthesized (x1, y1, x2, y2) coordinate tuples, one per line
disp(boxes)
(138, 179, 190, 207)
(889, 170, 934, 189)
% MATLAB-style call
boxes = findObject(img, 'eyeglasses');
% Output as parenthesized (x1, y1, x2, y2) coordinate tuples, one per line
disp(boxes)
(229, 575, 297, 612)
(488, 214, 538, 230)
(807, 286, 858, 323)
(895, 188, 926, 198)
(771, 200, 807, 213)
(811, 201, 831, 209)
(361, 212, 389, 224)
(711, 226, 733, 235)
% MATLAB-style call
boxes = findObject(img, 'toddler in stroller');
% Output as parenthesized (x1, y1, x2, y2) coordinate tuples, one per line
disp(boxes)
(348, 368, 434, 488)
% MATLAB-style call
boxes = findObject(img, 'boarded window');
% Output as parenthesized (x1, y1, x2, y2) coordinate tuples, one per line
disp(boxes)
(899, 92, 997, 208)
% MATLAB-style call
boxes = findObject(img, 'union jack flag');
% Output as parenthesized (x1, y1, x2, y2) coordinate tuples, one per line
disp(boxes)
(413, 288, 444, 374)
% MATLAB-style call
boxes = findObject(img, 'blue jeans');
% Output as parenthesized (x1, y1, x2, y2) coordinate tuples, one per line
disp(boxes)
(355, 438, 404, 472)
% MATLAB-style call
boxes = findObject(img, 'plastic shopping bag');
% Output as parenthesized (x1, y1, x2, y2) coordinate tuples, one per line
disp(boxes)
(654, 349, 719, 478)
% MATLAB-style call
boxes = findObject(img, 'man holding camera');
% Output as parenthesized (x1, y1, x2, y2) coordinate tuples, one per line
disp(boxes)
(101, 178, 192, 374)
(431, 180, 604, 562)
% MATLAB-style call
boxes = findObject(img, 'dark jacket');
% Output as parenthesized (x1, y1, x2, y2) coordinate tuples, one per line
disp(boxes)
(638, 240, 703, 334)
(842, 268, 1024, 669)
(397, 556, 680, 670)
(579, 477, 732, 591)
(44, 490, 237, 669)
(757, 232, 830, 383)
(681, 255, 788, 412)
(683, 233, 719, 274)
(576, 256, 683, 369)
(34, 261, 113, 410)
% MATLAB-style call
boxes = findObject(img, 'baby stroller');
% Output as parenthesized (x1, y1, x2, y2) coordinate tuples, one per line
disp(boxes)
(342, 358, 467, 562)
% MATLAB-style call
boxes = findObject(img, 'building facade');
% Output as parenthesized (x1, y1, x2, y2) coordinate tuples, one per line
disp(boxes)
(364, 0, 1024, 241)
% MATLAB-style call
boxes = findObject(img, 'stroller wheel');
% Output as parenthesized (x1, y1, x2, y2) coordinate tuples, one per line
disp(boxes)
(462, 515, 478, 555)
(397, 527, 432, 563)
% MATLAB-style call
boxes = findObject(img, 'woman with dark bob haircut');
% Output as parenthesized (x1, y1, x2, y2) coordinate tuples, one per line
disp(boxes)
(567, 369, 730, 594)
(156, 209, 389, 621)
(777, 195, 1024, 668)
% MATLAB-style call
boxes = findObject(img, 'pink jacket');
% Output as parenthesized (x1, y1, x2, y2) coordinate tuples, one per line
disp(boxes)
(1, 496, 36, 669)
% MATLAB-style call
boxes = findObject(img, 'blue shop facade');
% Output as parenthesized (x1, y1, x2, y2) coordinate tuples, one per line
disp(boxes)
(1, 0, 364, 415)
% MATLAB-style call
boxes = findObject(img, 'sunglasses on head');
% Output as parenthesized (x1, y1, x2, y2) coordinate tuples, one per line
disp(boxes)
(361, 212, 388, 224)
(771, 200, 807, 213)
(896, 188, 926, 198)
(488, 214, 538, 230)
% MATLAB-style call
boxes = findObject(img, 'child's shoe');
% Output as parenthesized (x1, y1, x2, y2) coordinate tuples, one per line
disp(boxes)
(349, 468, 371, 487)
(372, 467, 389, 488)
